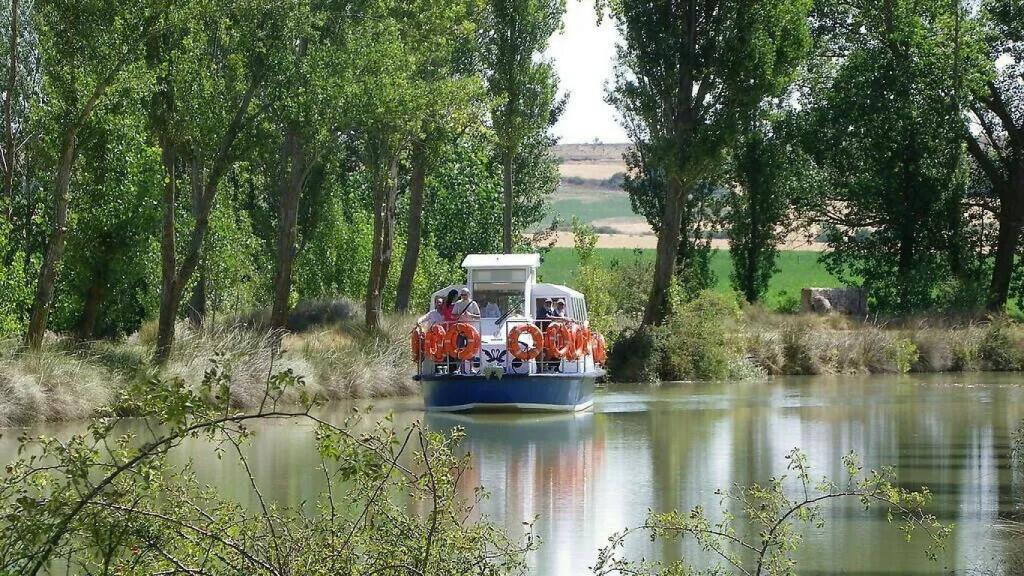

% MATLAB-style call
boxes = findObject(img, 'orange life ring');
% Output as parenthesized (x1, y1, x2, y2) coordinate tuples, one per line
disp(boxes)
(544, 323, 574, 359)
(508, 324, 544, 361)
(444, 322, 481, 361)
(410, 329, 424, 363)
(424, 324, 447, 362)
(591, 332, 607, 365)
(574, 326, 592, 359)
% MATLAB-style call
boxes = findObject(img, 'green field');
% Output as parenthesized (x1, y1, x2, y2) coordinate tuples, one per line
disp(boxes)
(542, 194, 638, 228)
(538, 247, 843, 308)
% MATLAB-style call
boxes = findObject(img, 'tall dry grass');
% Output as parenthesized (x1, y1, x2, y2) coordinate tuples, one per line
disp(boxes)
(0, 337, 116, 427)
(742, 310, 1024, 376)
(0, 300, 420, 425)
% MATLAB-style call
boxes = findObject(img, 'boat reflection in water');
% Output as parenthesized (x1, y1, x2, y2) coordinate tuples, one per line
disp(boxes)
(425, 411, 604, 575)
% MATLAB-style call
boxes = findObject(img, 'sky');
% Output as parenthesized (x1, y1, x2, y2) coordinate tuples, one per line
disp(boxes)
(547, 0, 628, 144)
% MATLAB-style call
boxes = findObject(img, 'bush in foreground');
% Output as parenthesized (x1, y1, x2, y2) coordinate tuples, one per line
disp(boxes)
(0, 371, 532, 575)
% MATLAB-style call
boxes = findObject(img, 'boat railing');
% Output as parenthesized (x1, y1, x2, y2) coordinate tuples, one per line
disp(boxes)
(412, 316, 595, 377)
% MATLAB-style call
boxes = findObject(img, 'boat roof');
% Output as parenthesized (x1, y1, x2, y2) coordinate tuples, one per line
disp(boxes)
(533, 283, 585, 299)
(461, 253, 540, 270)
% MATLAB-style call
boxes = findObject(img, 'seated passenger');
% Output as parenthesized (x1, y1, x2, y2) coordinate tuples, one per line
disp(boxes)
(481, 298, 501, 318)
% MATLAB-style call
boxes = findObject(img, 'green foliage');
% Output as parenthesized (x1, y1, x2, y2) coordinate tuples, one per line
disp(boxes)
(802, 0, 979, 313)
(604, 0, 812, 323)
(0, 227, 31, 336)
(0, 365, 534, 574)
(571, 218, 617, 337)
(592, 449, 951, 575)
(728, 123, 808, 303)
(772, 289, 802, 314)
(656, 291, 743, 381)
(482, 0, 564, 157)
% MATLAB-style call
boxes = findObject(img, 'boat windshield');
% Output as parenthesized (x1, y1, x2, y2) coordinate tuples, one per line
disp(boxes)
(471, 283, 525, 319)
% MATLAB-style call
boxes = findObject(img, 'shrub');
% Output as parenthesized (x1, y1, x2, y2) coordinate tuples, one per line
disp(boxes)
(909, 329, 954, 372)
(657, 291, 742, 381)
(781, 322, 820, 374)
(773, 289, 802, 314)
(745, 330, 784, 375)
(978, 320, 1024, 371)
(0, 339, 116, 426)
(606, 328, 661, 384)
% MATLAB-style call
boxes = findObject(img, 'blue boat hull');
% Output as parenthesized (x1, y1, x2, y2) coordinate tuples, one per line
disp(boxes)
(418, 371, 602, 412)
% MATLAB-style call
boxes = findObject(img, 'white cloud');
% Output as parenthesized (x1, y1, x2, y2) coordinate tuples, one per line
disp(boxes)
(547, 0, 628, 144)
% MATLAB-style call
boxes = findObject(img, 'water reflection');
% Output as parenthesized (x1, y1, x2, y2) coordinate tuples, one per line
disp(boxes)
(3, 374, 1024, 574)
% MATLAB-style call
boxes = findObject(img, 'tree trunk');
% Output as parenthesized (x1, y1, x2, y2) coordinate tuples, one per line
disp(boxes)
(642, 177, 686, 326)
(502, 149, 513, 253)
(25, 129, 78, 349)
(365, 142, 400, 330)
(989, 169, 1024, 311)
(4, 0, 17, 219)
(186, 152, 206, 326)
(395, 139, 426, 312)
(186, 266, 207, 325)
(77, 267, 107, 340)
(154, 142, 178, 363)
(270, 129, 306, 329)
(153, 80, 258, 363)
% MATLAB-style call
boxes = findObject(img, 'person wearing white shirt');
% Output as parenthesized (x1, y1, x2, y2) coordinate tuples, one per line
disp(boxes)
(453, 288, 481, 321)
(417, 298, 446, 329)
(481, 298, 501, 318)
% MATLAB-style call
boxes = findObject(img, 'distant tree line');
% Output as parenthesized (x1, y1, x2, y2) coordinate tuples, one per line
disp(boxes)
(604, 0, 1024, 321)
(0, 0, 564, 359)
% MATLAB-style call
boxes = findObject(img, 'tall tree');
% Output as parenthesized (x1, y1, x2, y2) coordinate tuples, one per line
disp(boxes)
(4, 0, 18, 217)
(482, 0, 563, 253)
(392, 0, 482, 313)
(803, 0, 972, 312)
(25, 0, 155, 349)
(150, 0, 287, 362)
(727, 122, 807, 303)
(603, 0, 813, 327)
(965, 0, 1024, 310)
(268, 3, 318, 331)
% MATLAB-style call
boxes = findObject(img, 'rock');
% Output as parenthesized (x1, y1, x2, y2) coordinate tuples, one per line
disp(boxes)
(801, 287, 867, 316)
(811, 294, 833, 314)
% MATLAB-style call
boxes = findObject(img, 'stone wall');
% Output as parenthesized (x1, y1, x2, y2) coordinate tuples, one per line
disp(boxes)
(801, 287, 868, 316)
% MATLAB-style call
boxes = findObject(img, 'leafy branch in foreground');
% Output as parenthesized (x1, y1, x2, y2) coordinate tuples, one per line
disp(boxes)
(0, 353, 534, 576)
(592, 449, 952, 576)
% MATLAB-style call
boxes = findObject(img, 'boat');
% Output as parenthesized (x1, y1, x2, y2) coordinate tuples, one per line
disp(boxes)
(411, 253, 607, 412)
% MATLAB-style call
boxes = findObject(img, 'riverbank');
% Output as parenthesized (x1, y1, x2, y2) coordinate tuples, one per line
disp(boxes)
(606, 293, 1024, 383)
(0, 308, 416, 427)
(4, 298, 1024, 427)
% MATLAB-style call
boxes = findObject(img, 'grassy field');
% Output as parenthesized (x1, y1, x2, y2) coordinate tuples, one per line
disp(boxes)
(538, 247, 843, 309)
(542, 194, 638, 228)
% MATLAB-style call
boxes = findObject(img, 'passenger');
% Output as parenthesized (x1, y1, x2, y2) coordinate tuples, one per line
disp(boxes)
(481, 297, 501, 318)
(554, 299, 568, 319)
(452, 288, 480, 374)
(417, 297, 445, 329)
(442, 289, 459, 322)
(536, 298, 554, 328)
(452, 288, 480, 321)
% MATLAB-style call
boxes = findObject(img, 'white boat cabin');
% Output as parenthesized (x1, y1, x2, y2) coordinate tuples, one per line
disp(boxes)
(430, 253, 589, 334)
(420, 253, 602, 376)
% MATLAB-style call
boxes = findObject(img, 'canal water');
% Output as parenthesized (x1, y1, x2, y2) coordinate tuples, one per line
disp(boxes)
(6, 373, 1024, 574)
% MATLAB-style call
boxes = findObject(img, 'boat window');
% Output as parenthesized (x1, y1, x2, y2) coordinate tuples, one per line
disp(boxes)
(473, 269, 528, 283)
(472, 283, 525, 318)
